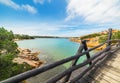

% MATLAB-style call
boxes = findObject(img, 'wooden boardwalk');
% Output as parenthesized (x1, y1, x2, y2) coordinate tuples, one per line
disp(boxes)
(92, 49, 120, 83)
(76, 48, 120, 83)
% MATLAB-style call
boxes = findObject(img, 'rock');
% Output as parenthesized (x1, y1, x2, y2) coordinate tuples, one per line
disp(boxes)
(31, 52, 40, 56)
(15, 48, 44, 68)
(23, 49, 31, 52)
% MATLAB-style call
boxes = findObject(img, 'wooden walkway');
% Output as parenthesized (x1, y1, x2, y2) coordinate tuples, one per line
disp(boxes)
(92, 49, 120, 83)
(76, 48, 120, 83)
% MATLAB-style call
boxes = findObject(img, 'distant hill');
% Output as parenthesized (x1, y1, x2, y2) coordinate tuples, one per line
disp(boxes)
(70, 29, 120, 50)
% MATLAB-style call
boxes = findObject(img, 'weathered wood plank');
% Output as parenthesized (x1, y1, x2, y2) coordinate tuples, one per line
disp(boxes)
(91, 49, 120, 83)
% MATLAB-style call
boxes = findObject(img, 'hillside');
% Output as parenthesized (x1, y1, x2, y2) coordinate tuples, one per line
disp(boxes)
(70, 29, 120, 50)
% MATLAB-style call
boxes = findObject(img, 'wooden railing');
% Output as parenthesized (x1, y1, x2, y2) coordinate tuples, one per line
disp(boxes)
(1, 28, 120, 83)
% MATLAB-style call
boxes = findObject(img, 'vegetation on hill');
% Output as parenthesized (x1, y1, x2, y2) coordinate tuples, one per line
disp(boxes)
(14, 34, 34, 40)
(14, 35, 62, 40)
(80, 33, 101, 40)
(99, 31, 120, 43)
(32, 36, 63, 38)
(70, 29, 120, 50)
(0, 27, 31, 81)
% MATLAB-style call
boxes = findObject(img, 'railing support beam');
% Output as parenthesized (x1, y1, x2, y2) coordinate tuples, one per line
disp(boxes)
(107, 28, 112, 46)
(63, 44, 84, 82)
(82, 40, 92, 65)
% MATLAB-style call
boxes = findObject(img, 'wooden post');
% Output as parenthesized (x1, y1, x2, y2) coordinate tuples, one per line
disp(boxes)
(63, 40, 91, 82)
(81, 40, 92, 65)
(107, 28, 112, 46)
(63, 44, 84, 82)
(71, 44, 84, 66)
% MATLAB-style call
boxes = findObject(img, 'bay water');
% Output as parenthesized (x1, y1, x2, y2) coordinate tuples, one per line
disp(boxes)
(16, 38, 81, 63)
(16, 38, 94, 83)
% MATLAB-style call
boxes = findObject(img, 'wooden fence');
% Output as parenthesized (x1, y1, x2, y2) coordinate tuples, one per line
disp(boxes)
(1, 28, 120, 83)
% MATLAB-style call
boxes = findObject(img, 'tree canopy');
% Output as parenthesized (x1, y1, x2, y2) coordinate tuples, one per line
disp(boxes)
(0, 27, 31, 81)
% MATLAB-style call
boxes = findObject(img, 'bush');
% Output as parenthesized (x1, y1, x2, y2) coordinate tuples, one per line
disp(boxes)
(99, 31, 120, 43)
(81, 33, 101, 40)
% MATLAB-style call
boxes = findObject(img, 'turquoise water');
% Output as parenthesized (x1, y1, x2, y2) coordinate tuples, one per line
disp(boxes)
(16, 38, 80, 62)
(16, 38, 95, 83)
(16, 38, 95, 66)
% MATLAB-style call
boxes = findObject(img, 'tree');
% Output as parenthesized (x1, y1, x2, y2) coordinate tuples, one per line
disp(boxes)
(0, 27, 31, 81)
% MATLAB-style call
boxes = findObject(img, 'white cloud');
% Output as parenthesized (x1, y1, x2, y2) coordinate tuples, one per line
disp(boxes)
(1, 21, 120, 37)
(0, 0, 37, 14)
(0, 0, 20, 9)
(22, 4, 37, 14)
(66, 0, 120, 23)
(0, 22, 63, 36)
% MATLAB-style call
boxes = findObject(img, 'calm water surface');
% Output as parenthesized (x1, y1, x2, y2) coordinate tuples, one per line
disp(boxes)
(16, 38, 80, 62)
(16, 38, 94, 83)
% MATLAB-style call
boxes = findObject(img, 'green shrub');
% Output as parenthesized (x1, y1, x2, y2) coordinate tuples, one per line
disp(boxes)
(81, 33, 101, 40)
(99, 31, 120, 43)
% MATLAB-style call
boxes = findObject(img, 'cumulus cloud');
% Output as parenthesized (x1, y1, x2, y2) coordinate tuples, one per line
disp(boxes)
(0, 0, 37, 14)
(66, 0, 120, 23)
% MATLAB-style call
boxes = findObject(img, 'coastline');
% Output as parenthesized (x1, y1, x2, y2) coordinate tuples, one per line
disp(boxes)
(13, 48, 45, 68)
(14, 38, 35, 41)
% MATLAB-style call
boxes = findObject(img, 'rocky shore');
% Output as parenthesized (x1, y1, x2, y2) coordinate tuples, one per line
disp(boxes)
(13, 48, 45, 68)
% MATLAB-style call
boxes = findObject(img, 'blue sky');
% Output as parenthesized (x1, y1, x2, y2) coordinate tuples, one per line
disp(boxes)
(0, 0, 120, 37)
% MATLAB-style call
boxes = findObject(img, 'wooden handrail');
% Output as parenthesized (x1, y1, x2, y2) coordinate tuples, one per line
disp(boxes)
(82, 40, 92, 65)
(107, 28, 112, 46)
(69, 46, 120, 83)
(63, 44, 84, 82)
(1, 40, 109, 83)
(64, 40, 92, 82)
(46, 46, 111, 83)
(1, 29, 120, 83)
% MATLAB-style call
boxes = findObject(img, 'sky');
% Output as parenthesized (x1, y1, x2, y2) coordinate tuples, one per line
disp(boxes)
(0, 0, 120, 37)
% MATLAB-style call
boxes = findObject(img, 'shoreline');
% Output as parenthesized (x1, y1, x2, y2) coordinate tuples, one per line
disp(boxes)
(14, 38, 35, 41)
(13, 48, 45, 68)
